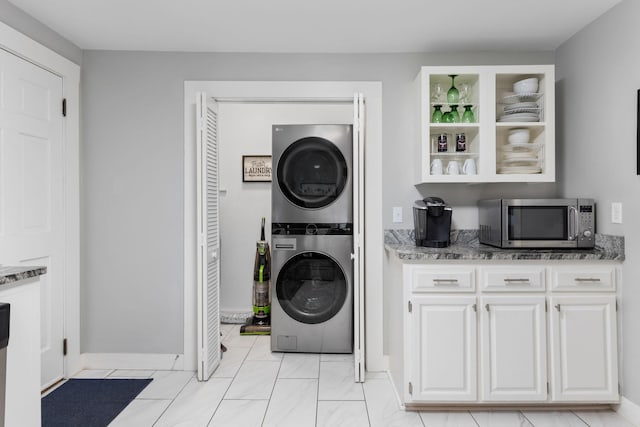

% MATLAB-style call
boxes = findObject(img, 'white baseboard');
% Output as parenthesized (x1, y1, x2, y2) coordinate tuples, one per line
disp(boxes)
(80, 353, 187, 371)
(616, 397, 640, 426)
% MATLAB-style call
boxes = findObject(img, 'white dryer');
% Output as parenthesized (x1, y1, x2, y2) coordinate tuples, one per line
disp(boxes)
(272, 124, 352, 224)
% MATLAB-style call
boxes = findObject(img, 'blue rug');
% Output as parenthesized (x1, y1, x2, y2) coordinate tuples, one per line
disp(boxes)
(42, 378, 153, 427)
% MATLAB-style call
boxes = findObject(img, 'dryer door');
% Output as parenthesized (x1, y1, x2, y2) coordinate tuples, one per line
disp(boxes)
(277, 137, 348, 209)
(276, 252, 348, 324)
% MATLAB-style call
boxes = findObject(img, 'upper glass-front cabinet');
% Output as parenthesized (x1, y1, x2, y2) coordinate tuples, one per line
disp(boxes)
(416, 65, 555, 183)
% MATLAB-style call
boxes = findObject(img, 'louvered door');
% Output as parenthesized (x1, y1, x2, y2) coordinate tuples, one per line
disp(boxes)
(353, 93, 365, 382)
(196, 92, 221, 381)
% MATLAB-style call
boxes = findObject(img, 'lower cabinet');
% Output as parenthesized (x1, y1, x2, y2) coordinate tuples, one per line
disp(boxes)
(480, 296, 547, 402)
(401, 263, 620, 406)
(549, 295, 618, 402)
(408, 296, 477, 401)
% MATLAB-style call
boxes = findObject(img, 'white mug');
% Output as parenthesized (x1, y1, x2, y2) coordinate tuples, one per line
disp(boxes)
(462, 158, 476, 175)
(431, 159, 443, 175)
(447, 160, 460, 175)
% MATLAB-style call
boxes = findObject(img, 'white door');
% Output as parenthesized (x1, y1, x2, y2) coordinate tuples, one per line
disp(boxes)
(352, 93, 365, 382)
(409, 296, 477, 402)
(196, 93, 221, 381)
(0, 48, 64, 389)
(549, 295, 618, 402)
(480, 296, 547, 401)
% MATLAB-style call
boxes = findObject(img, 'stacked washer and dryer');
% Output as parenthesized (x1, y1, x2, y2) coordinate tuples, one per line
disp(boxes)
(271, 124, 354, 354)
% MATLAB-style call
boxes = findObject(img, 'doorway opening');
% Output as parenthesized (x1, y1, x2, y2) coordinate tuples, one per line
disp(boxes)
(184, 81, 385, 377)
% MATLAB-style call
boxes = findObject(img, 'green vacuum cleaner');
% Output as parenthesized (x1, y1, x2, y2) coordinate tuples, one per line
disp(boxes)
(240, 217, 272, 335)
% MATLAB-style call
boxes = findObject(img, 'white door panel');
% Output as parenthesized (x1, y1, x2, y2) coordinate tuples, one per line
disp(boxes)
(480, 296, 547, 401)
(352, 93, 365, 382)
(549, 295, 618, 402)
(196, 93, 221, 380)
(410, 296, 477, 402)
(0, 48, 64, 389)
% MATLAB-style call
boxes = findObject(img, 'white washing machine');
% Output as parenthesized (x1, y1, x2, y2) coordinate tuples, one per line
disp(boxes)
(270, 229, 353, 353)
(272, 124, 352, 224)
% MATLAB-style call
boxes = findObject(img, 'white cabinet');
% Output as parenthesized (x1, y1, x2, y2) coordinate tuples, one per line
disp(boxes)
(0, 279, 41, 427)
(415, 65, 555, 183)
(408, 296, 477, 402)
(549, 295, 618, 402)
(396, 262, 619, 407)
(480, 296, 547, 401)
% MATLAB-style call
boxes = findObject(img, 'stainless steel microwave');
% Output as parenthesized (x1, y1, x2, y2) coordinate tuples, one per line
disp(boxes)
(478, 198, 595, 249)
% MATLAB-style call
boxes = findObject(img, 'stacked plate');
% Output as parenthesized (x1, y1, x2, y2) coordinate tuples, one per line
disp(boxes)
(499, 92, 543, 122)
(497, 129, 542, 174)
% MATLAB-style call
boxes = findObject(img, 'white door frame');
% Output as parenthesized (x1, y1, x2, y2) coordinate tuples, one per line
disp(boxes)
(183, 81, 386, 372)
(0, 22, 81, 378)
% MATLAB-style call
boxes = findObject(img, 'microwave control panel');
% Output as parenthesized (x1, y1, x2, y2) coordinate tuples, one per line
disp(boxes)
(577, 201, 595, 247)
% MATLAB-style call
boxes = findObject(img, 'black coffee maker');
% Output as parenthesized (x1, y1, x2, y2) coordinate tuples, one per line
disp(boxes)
(413, 197, 452, 248)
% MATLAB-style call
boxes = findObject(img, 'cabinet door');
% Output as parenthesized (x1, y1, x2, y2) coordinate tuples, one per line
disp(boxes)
(408, 296, 477, 402)
(480, 296, 547, 401)
(549, 296, 618, 402)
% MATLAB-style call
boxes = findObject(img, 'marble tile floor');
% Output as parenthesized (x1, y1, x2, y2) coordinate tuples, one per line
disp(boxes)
(57, 324, 636, 426)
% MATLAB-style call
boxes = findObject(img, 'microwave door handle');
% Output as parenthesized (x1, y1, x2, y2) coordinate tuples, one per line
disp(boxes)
(569, 206, 578, 240)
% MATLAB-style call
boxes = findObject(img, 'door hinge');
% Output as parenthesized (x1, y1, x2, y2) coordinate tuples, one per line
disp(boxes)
(616, 300, 619, 312)
(408, 301, 412, 313)
(547, 382, 550, 394)
(62, 98, 67, 117)
(63, 338, 68, 356)
(545, 300, 548, 312)
(619, 383, 622, 394)
(409, 382, 413, 394)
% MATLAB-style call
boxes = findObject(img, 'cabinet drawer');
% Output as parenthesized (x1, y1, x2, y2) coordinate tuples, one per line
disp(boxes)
(406, 266, 475, 292)
(480, 266, 545, 292)
(550, 265, 616, 291)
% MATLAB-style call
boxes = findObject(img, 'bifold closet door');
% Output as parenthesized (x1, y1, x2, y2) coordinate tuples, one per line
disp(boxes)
(353, 93, 365, 382)
(196, 92, 221, 381)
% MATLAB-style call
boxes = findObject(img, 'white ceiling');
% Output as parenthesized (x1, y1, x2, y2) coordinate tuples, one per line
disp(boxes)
(9, 0, 622, 53)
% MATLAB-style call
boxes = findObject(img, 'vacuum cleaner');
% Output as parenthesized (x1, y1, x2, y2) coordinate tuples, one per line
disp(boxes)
(240, 217, 272, 335)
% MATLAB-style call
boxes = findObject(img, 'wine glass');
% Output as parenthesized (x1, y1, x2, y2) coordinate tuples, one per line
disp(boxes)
(462, 105, 475, 123)
(447, 75, 459, 104)
(431, 83, 443, 103)
(459, 83, 470, 104)
(450, 105, 460, 123)
(431, 105, 443, 123)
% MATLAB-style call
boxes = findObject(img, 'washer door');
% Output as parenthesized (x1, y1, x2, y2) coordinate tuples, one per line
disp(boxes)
(276, 252, 348, 324)
(277, 137, 348, 209)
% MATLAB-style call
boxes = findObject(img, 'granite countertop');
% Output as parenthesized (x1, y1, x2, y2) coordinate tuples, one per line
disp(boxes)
(0, 266, 47, 286)
(385, 230, 625, 261)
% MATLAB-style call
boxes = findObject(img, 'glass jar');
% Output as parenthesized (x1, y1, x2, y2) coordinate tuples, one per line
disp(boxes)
(455, 133, 466, 152)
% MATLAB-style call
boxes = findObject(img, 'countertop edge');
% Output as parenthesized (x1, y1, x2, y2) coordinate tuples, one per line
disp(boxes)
(0, 266, 48, 286)
(384, 229, 625, 262)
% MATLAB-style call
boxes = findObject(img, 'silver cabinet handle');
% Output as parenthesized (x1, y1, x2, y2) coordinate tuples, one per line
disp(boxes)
(433, 279, 459, 285)
(574, 277, 601, 283)
(555, 304, 561, 311)
(503, 278, 530, 284)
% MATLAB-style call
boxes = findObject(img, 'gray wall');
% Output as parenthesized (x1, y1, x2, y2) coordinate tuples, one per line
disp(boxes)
(556, 0, 639, 405)
(0, 0, 82, 65)
(81, 50, 554, 354)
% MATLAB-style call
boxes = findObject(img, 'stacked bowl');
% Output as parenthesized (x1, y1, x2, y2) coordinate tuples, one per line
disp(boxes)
(499, 77, 542, 122)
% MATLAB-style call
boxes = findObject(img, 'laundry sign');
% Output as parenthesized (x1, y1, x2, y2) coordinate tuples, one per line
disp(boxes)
(243, 155, 272, 182)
